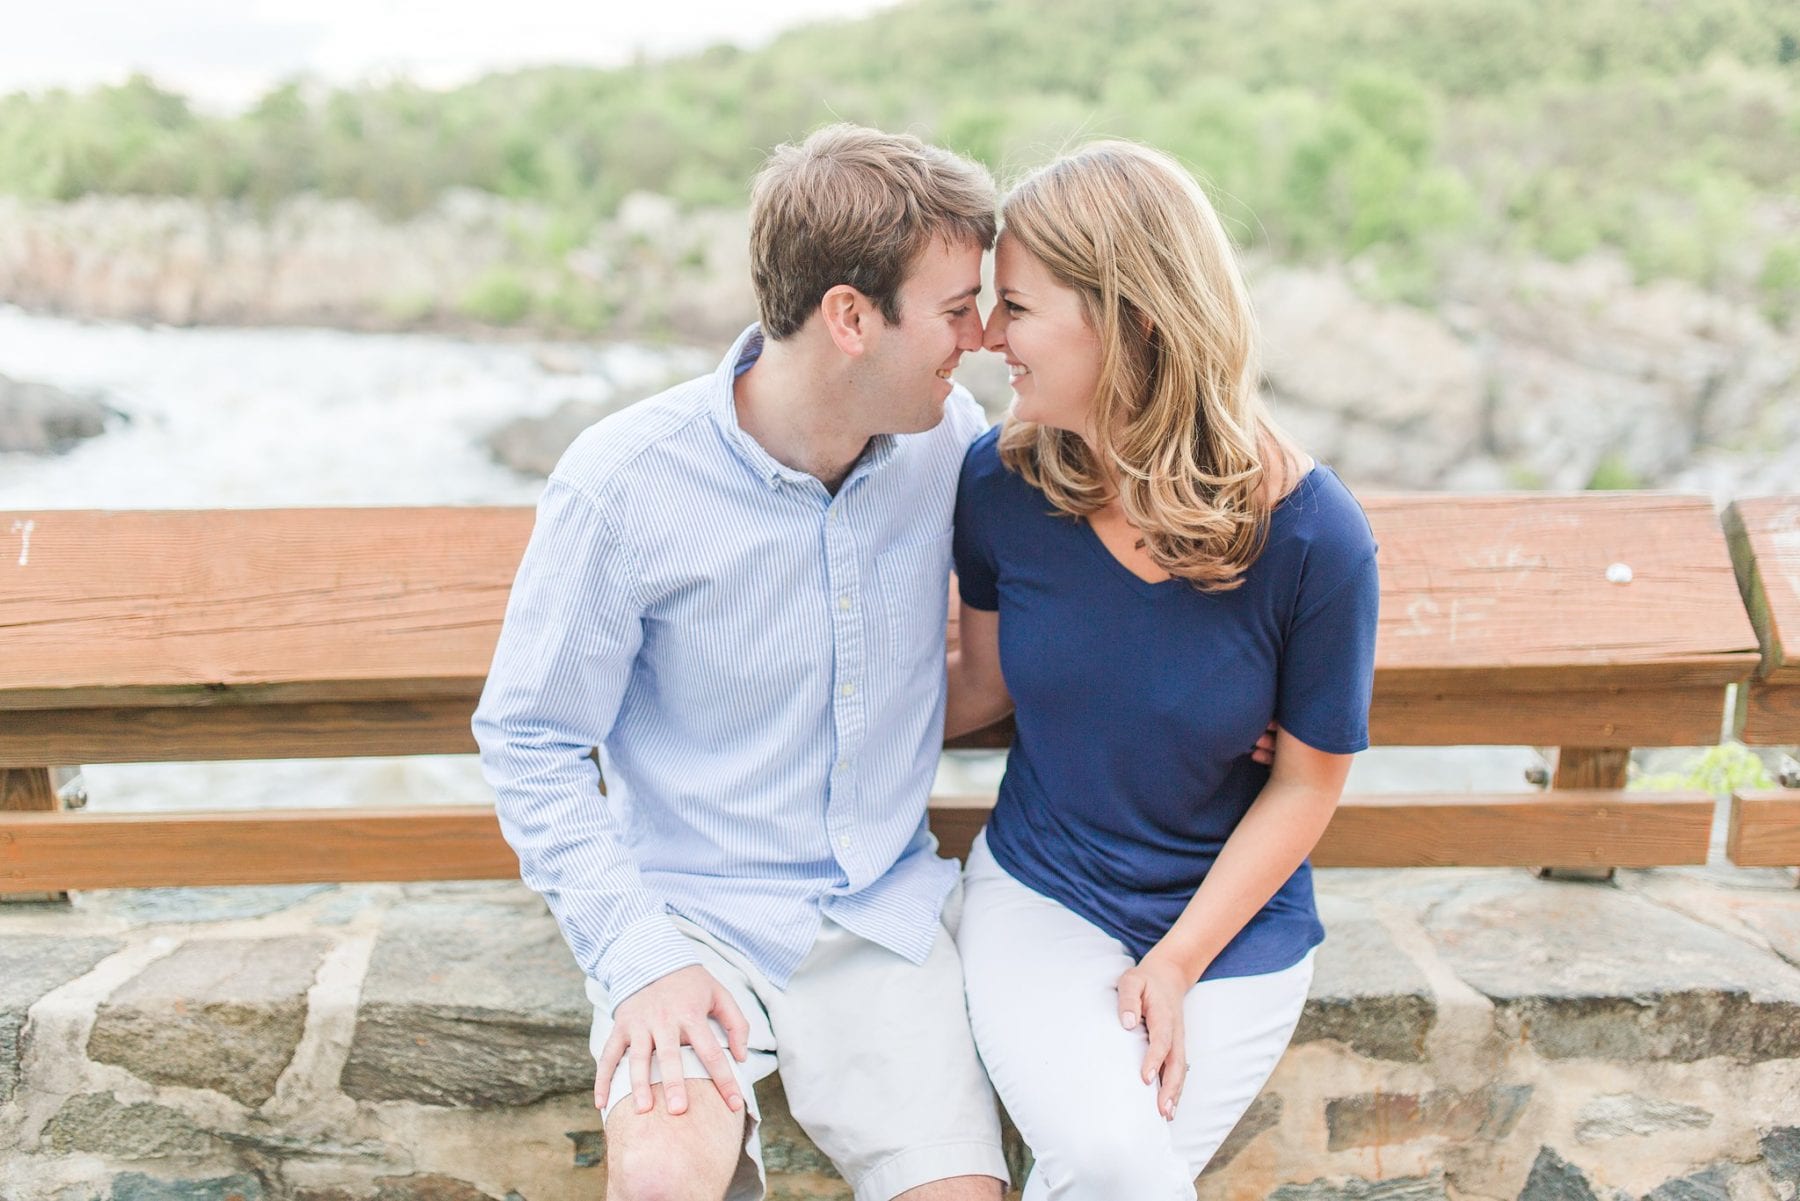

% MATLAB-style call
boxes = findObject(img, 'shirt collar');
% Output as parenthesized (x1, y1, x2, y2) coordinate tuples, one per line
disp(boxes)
(708, 323, 900, 492)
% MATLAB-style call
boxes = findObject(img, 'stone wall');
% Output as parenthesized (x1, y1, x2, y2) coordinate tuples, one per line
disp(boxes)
(3, 860, 1798, 1201)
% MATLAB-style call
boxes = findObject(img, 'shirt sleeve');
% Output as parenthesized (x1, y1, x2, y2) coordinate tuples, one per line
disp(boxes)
(952, 439, 1001, 611)
(1275, 548, 1381, 755)
(472, 477, 701, 1009)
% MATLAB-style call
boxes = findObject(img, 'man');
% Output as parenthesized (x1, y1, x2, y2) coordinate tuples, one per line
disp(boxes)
(473, 125, 1006, 1201)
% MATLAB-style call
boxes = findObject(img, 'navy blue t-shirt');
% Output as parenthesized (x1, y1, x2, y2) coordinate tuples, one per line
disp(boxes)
(953, 427, 1380, 980)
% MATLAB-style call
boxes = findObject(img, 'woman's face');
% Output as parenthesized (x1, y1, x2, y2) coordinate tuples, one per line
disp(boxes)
(984, 232, 1102, 439)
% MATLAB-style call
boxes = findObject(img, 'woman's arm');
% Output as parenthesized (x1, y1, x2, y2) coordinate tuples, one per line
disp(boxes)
(944, 600, 1013, 739)
(1115, 726, 1351, 1119)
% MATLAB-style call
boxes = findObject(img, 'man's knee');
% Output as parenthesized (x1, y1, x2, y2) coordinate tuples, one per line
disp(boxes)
(604, 1083, 745, 1201)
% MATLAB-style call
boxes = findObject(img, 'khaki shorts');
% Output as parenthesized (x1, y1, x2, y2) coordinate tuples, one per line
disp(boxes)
(586, 899, 1008, 1201)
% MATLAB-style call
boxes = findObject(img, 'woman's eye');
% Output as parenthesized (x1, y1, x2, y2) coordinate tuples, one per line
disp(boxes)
(1004, 301, 1024, 314)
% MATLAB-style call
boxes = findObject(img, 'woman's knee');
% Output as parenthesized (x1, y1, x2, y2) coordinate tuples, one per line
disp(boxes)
(1028, 1126, 1192, 1201)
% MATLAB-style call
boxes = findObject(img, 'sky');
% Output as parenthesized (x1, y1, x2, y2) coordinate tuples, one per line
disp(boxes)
(0, 0, 904, 111)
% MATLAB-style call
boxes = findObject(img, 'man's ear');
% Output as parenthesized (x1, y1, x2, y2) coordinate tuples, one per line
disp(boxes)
(819, 285, 871, 357)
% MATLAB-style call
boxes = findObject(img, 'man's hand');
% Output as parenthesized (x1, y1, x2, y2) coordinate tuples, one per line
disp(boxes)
(1250, 722, 1277, 766)
(1116, 952, 1193, 1122)
(596, 965, 750, 1117)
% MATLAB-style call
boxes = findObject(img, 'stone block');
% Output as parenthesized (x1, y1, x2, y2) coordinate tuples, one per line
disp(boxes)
(1202, 1094, 1282, 1176)
(89, 937, 329, 1107)
(1420, 877, 1800, 1061)
(44, 1091, 217, 1158)
(341, 899, 590, 1107)
(1518, 1148, 1598, 1201)
(1269, 1171, 1449, 1200)
(79, 885, 333, 924)
(1326, 1085, 1531, 1151)
(1294, 898, 1435, 1061)
(0, 935, 121, 1104)
(108, 1174, 264, 1201)
(1573, 1094, 1712, 1143)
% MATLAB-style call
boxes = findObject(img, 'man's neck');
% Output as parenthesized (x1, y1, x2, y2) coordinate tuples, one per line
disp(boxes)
(733, 334, 872, 495)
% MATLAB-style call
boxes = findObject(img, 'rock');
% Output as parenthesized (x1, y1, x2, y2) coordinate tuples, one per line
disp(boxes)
(341, 897, 591, 1106)
(1419, 876, 1800, 1061)
(755, 1075, 841, 1178)
(1293, 896, 1436, 1061)
(1573, 1094, 1712, 1143)
(0, 935, 122, 1104)
(1255, 266, 1484, 487)
(0, 373, 122, 454)
(371, 1176, 507, 1201)
(1268, 1171, 1448, 1200)
(485, 398, 613, 477)
(1201, 1094, 1282, 1175)
(566, 1128, 605, 1168)
(1764, 1127, 1800, 1187)
(44, 1091, 217, 1158)
(1643, 1165, 1732, 1201)
(108, 1173, 264, 1201)
(1326, 1085, 1532, 1151)
(1518, 1147, 1599, 1201)
(88, 937, 330, 1107)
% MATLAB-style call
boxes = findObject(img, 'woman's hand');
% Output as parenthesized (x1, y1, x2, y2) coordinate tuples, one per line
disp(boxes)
(1116, 951, 1195, 1120)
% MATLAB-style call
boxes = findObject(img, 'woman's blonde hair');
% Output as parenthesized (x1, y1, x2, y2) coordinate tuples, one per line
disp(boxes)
(997, 140, 1293, 591)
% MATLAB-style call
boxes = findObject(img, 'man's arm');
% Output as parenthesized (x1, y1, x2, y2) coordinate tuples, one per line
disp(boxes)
(473, 477, 747, 1115)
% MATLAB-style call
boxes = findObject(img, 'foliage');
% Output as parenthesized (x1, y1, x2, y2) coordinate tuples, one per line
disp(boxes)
(1631, 742, 1777, 795)
(0, 0, 1796, 312)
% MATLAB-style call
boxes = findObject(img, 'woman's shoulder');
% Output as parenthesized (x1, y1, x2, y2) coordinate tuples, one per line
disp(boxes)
(1268, 464, 1378, 569)
(957, 423, 1025, 503)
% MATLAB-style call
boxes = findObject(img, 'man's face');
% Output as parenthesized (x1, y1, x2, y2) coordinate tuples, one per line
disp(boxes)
(857, 237, 986, 435)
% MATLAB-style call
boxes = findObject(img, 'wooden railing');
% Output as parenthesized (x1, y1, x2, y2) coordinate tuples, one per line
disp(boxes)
(3, 493, 1797, 893)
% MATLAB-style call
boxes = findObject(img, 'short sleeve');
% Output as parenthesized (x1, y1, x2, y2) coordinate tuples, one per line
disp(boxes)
(1275, 550, 1380, 755)
(952, 439, 1000, 611)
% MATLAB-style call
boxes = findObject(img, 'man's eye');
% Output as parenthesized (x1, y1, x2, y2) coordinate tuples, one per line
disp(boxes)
(1004, 301, 1024, 314)
(949, 307, 971, 317)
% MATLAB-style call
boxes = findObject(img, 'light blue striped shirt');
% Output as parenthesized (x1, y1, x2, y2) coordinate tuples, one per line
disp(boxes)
(474, 324, 989, 1007)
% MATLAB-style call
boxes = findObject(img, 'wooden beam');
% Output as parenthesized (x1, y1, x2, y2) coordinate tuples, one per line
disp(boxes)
(0, 699, 480, 767)
(0, 806, 518, 890)
(931, 791, 1715, 867)
(1, 768, 59, 811)
(1368, 685, 1730, 748)
(1724, 497, 1799, 686)
(1726, 790, 1800, 868)
(1551, 748, 1632, 790)
(0, 791, 1718, 891)
(1740, 683, 1800, 747)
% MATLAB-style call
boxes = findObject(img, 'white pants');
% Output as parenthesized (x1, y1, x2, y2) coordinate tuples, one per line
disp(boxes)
(958, 831, 1314, 1201)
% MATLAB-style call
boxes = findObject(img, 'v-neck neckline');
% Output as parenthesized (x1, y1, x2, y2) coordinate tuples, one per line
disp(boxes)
(1076, 463, 1323, 598)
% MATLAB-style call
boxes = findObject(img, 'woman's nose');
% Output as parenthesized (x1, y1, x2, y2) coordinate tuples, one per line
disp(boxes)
(982, 305, 1008, 352)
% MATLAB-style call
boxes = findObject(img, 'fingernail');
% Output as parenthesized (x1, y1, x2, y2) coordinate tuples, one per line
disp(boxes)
(1122, 1013, 1137, 1029)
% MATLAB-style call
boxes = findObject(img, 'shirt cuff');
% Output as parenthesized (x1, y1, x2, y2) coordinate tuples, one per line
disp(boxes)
(597, 913, 704, 1012)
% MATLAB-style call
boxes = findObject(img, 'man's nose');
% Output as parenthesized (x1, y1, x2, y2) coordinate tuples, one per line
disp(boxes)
(957, 308, 985, 351)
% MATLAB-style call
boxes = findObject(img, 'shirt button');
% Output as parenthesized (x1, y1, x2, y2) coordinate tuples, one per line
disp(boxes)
(840, 683, 855, 698)
(835, 758, 849, 771)
(837, 595, 851, 611)
(838, 835, 853, 850)
(828, 508, 841, 523)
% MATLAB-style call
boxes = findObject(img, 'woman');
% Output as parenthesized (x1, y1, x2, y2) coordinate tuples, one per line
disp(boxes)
(946, 141, 1379, 1199)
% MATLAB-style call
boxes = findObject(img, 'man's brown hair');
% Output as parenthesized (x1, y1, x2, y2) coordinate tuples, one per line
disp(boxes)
(749, 124, 997, 340)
